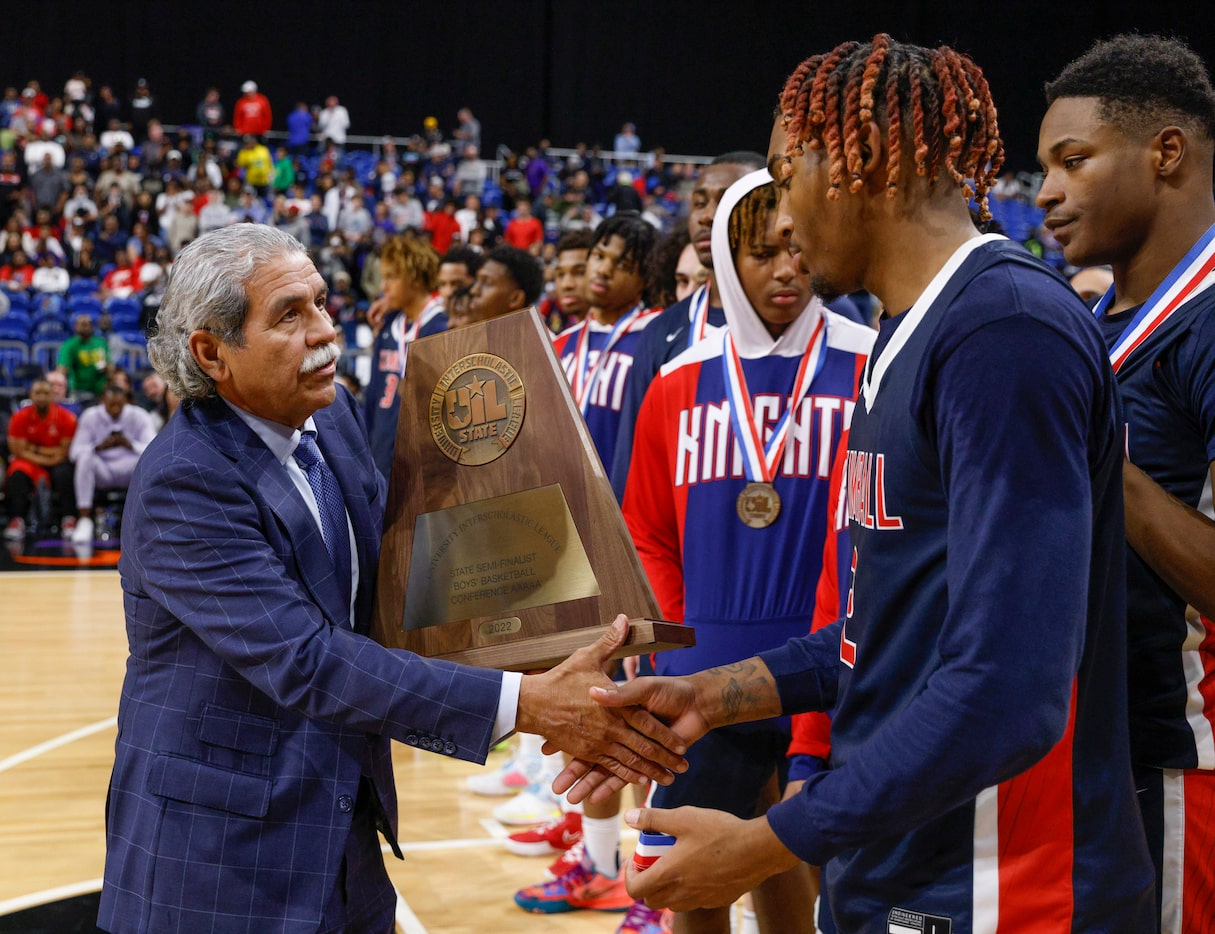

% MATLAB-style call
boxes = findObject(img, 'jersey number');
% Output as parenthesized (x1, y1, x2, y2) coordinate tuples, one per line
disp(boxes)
(378, 373, 400, 409)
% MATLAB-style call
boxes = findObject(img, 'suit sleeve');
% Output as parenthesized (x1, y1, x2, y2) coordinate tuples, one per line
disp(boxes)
(622, 373, 685, 623)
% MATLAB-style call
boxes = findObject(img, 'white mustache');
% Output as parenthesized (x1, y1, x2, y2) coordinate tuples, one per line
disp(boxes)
(300, 342, 341, 374)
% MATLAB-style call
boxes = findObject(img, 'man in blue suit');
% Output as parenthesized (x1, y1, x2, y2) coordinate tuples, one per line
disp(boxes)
(98, 224, 686, 934)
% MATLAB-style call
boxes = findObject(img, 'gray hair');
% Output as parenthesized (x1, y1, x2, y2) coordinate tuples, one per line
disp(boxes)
(149, 224, 309, 400)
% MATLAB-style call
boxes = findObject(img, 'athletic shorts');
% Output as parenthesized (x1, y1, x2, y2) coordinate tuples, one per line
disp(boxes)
(1136, 763, 1215, 934)
(651, 723, 790, 818)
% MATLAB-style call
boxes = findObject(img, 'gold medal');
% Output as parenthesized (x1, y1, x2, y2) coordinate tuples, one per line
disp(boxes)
(736, 482, 781, 528)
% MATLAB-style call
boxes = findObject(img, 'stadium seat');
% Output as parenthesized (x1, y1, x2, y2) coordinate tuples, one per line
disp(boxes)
(0, 339, 29, 386)
(30, 340, 62, 372)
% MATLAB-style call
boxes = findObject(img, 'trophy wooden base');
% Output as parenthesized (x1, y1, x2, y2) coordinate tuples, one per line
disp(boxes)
(427, 619, 694, 672)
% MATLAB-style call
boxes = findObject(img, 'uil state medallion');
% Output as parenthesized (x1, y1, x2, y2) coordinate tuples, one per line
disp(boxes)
(736, 482, 781, 528)
(429, 354, 526, 465)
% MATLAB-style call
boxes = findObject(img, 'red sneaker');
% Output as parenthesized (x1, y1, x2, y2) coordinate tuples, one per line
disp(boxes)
(505, 811, 582, 857)
(546, 841, 584, 880)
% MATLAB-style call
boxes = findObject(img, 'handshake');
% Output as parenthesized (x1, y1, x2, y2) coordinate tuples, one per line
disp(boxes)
(518, 615, 791, 913)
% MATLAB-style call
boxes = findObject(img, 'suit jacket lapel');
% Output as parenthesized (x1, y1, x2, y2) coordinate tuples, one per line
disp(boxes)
(192, 400, 351, 628)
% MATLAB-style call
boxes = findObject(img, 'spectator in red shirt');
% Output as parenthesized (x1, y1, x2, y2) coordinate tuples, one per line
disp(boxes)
(100, 245, 145, 299)
(5, 377, 78, 540)
(0, 249, 35, 290)
(503, 198, 545, 254)
(423, 197, 462, 254)
(232, 80, 272, 138)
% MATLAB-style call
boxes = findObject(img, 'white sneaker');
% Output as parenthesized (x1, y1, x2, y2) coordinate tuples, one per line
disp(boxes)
(493, 787, 562, 826)
(72, 516, 94, 544)
(466, 753, 543, 796)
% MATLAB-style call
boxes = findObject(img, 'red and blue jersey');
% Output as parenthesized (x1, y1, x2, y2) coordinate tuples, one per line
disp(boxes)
(1097, 284, 1215, 771)
(760, 240, 1154, 931)
(552, 309, 660, 471)
(623, 311, 872, 681)
(365, 301, 447, 480)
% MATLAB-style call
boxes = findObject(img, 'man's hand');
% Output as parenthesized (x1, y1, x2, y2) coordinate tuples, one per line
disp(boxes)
(517, 615, 689, 793)
(366, 295, 393, 334)
(622, 806, 801, 912)
(555, 657, 780, 804)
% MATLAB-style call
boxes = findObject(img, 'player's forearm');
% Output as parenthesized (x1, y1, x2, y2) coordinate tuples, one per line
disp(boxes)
(1124, 461, 1215, 620)
(688, 656, 783, 730)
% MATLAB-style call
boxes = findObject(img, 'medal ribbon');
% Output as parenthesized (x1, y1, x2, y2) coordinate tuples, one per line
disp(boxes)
(721, 314, 826, 483)
(1093, 222, 1215, 374)
(399, 298, 445, 361)
(571, 302, 645, 414)
(685, 285, 710, 351)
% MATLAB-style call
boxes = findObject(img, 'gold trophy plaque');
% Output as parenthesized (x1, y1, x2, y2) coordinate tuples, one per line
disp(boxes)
(372, 308, 693, 671)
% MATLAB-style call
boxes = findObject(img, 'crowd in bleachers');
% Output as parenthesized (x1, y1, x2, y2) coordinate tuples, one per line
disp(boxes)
(0, 69, 1061, 553)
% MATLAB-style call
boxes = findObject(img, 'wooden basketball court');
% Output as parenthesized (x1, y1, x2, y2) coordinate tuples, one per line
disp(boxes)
(0, 570, 649, 933)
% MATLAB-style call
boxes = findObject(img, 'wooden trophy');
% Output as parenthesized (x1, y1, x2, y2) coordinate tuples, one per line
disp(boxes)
(371, 308, 693, 671)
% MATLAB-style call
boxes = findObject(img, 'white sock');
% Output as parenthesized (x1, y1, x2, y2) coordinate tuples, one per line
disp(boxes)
(738, 905, 759, 934)
(581, 815, 620, 877)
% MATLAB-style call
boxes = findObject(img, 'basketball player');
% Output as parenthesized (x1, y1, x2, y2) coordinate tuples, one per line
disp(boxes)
(609, 153, 765, 501)
(623, 170, 872, 934)
(551, 214, 661, 476)
(1038, 34, 1215, 932)
(573, 35, 1155, 931)
(363, 235, 446, 479)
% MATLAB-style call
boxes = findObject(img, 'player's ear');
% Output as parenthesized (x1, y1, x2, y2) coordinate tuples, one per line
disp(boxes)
(856, 120, 885, 182)
(1154, 125, 1186, 178)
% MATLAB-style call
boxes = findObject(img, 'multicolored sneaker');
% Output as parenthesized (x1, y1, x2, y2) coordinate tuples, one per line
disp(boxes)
(466, 753, 543, 796)
(493, 787, 562, 825)
(616, 900, 674, 934)
(547, 840, 585, 879)
(514, 852, 632, 913)
(505, 810, 582, 856)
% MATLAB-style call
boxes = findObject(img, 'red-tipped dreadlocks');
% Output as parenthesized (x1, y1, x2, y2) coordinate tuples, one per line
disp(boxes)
(778, 34, 1005, 221)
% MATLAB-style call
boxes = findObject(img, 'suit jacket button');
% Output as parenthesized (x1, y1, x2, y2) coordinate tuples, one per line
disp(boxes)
(443, 741, 456, 755)
(406, 734, 418, 746)
(337, 794, 354, 813)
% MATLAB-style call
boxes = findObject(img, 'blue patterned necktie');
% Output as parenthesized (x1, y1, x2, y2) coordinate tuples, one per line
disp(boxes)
(293, 430, 352, 615)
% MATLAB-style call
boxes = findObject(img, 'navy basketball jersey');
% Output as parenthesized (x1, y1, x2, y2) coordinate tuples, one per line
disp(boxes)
(1098, 286, 1215, 770)
(365, 302, 447, 480)
(552, 309, 659, 471)
(759, 239, 1153, 932)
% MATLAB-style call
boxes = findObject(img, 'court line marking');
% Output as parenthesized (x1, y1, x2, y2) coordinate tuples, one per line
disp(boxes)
(0, 716, 117, 774)
(0, 878, 103, 916)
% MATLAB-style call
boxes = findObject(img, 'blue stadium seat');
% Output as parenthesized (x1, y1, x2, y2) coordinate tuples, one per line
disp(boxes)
(0, 320, 29, 341)
(30, 340, 62, 372)
(67, 278, 99, 296)
(66, 296, 103, 320)
(0, 339, 30, 388)
(32, 319, 70, 342)
(112, 335, 148, 373)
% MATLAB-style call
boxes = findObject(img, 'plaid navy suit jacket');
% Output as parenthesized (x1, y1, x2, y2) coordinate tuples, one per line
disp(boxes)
(99, 388, 504, 933)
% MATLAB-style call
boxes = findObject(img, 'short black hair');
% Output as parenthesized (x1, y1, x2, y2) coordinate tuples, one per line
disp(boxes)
(710, 150, 766, 170)
(554, 229, 593, 255)
(484, 245, 544, 306)
(589, 213, 658, 273)
(646, 225, 692, 310)
(441, 245, 484, 276)
(1045, 34, 1215, 141)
